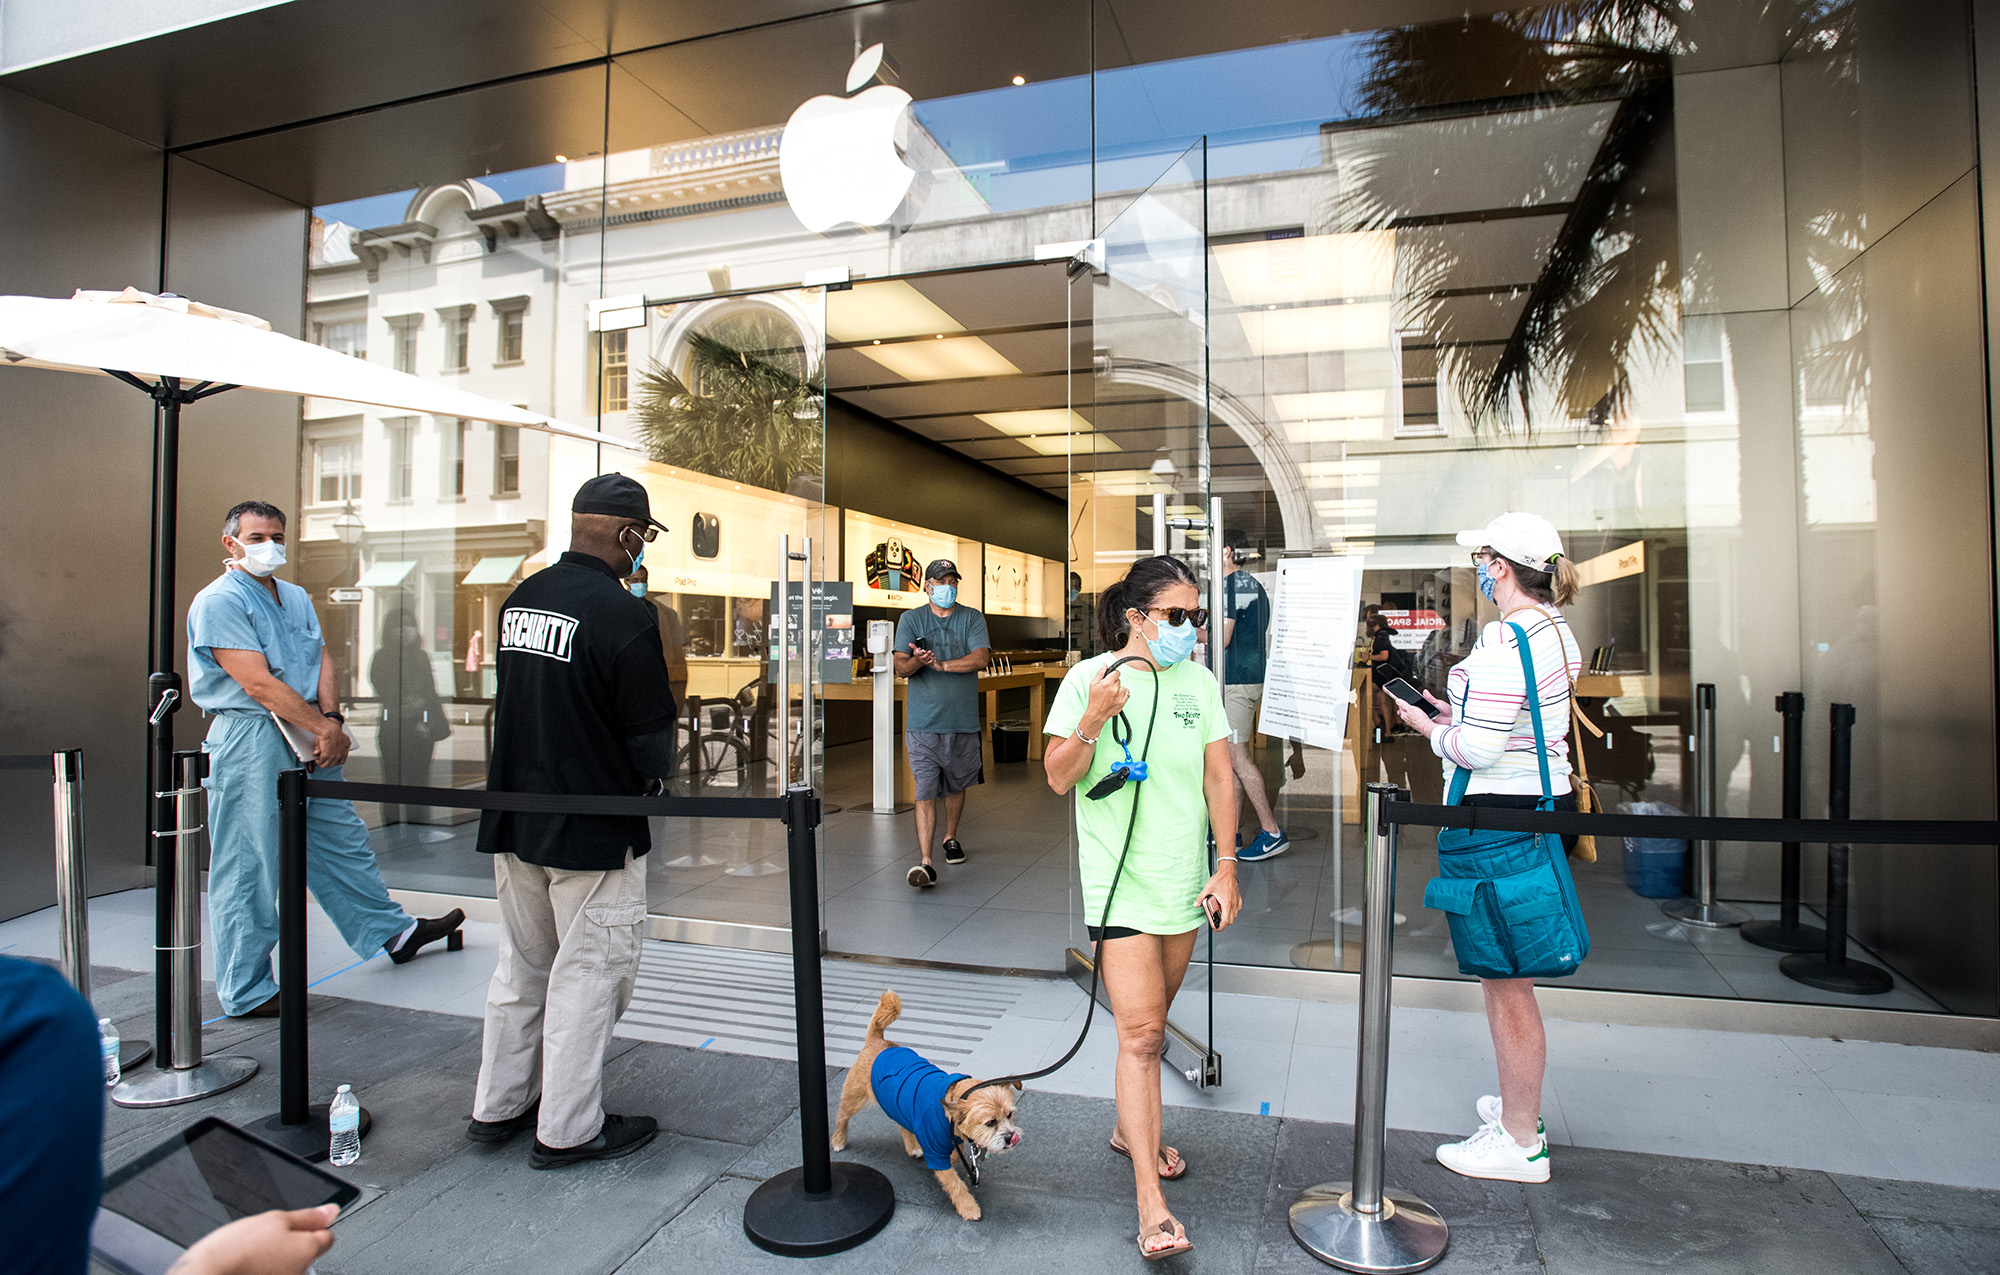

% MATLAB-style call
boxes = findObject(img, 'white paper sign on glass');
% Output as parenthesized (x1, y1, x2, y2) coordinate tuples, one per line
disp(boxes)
(1258, 556, 1367, 750)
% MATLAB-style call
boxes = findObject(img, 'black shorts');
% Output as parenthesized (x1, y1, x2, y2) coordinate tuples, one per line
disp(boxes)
(1086, 925, 1142, 943)
(1461, 790, 1579, 856)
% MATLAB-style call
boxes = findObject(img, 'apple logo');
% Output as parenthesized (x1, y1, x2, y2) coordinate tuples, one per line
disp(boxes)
(779, 44, 917, 234)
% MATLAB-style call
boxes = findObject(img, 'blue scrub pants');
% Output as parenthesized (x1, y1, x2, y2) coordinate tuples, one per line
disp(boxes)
(202, 710, 411, 1016)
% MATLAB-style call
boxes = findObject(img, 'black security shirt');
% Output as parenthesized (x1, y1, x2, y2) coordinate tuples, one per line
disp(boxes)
(477, 551, 678, 871)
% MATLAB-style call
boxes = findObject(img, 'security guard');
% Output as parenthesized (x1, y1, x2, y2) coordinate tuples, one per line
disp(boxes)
(187, 500, 464, 1019)
(468, 474, 679, 1169)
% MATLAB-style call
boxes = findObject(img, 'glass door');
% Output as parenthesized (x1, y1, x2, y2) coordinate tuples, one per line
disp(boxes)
(596, 283, 827, 949)
(1067, 141, 1221, 1085)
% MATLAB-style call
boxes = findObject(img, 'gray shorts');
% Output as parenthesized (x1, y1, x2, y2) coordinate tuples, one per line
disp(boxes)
(907, 731, 984, 801)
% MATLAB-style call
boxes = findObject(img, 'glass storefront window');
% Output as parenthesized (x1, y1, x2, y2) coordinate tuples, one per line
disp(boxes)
(274, 0, 1998, 1016)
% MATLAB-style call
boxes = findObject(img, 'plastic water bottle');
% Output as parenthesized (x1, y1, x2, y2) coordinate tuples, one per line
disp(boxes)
(329, 1085, 361, 1167)
(99, 1019, 120, 1088)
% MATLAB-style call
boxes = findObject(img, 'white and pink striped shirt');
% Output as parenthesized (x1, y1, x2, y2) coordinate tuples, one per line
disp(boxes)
(1432, 604, 1582, 797)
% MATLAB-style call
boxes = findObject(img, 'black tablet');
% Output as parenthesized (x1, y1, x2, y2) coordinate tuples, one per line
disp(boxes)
(95, 1117, 358, 1267)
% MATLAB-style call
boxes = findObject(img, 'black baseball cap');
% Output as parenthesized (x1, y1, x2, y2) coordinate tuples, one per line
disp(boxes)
(923, 558, 961, 582)
(572, 474, 668, 534)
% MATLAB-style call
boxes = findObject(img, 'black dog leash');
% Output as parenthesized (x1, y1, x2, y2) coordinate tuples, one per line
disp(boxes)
(954, 654, 1161, 1183)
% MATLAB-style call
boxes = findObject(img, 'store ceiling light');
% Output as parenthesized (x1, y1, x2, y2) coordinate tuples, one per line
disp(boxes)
(1274, 389, 1385, 420)
(1285, 418, 1386, 444)
(1012, 75, 1026, 85)
(979, 408, 1085, 436)
(1237, 302, 1395, 356)
(827, 279, 963, 342)
(1212, 231, 1396, 307)
(1300, 457, 1382, 480)
(860, 335, 1018, 381)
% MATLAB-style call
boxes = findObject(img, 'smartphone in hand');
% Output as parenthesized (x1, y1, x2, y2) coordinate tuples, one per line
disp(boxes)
(1382, 677, 1443, 719)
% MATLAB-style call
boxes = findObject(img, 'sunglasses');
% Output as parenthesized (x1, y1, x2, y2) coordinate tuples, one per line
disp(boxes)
(1141, 606, 1210, 627)
(624, 523, 660, 543)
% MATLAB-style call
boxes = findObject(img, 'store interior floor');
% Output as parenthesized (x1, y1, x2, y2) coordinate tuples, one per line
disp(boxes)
(365, 732, 1946, 1014)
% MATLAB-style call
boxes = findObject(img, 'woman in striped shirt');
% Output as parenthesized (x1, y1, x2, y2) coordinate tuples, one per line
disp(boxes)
(1394, 512, 1583, 1185)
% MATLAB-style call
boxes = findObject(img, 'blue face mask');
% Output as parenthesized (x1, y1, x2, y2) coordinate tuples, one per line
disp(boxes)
(629, 583, 647, 598)
(929, 584, 957, 609)
(1476, 559, 1498, 602)
(1143, 615, 1198, 668)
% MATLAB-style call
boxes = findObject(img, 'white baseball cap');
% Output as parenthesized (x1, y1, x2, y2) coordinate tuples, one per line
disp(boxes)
(1455, 512, 1565, 573)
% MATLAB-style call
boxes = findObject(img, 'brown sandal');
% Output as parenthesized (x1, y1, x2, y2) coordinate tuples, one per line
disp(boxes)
(1138, 1218, 1192, 1261)
(1110, 1138, 1188, 1180)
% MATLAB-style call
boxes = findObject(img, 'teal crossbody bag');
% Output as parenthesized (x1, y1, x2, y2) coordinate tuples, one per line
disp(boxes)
(1422, 621, 1591, 980)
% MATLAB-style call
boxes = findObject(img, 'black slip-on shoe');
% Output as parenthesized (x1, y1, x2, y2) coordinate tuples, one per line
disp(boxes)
(907, 863, 938, 888)
(529, 1114, 658, 1169)
(467, 1099, 542, 1144)
(388, 909, 466, 964)
(942, 838, 966, 865)
(230, 995, 280, 1019)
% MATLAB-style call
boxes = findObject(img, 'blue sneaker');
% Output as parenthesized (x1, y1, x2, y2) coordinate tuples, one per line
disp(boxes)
(1237, 830, 1290, 862)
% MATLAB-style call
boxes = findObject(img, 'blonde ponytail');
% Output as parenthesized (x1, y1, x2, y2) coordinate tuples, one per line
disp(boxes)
(1552, 557, 1580, 607)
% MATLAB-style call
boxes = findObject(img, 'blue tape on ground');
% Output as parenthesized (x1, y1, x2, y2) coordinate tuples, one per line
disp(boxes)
(1260, 1101, 1270, 1116)
(308, 953, 378, 988)
(699, 1037, 715, 1049)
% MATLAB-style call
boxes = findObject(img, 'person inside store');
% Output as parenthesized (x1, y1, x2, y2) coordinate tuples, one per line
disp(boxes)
(1216, 531, 1288, 862)
(369, 607, 446, 832)
(626, 565, 691, 708)
(1043, 555, 1242, 1261)
(470, 474, 678, 1169)
(187, 501, 465, 1020)
(892, 558, 991, 887)
(1367, 610, 1407, 737)
(0, 955, 339, 1275)
(1392, 511, 1583, 1184)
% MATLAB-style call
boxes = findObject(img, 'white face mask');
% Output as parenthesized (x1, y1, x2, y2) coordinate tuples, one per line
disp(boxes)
(231, 537, 286, 577)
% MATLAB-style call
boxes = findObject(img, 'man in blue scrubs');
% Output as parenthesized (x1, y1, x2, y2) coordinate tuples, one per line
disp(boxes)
(188, 501, 463, 1018)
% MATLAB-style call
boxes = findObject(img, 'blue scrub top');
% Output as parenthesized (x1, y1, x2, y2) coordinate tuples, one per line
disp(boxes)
(186, 568, 325, 711)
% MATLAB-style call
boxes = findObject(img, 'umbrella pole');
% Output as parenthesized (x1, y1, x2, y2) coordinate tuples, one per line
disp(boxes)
(146, 380, 183, 1062)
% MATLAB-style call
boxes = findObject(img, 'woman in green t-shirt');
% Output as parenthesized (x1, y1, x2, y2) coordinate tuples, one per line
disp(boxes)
(1044, 555, 1241, 1261)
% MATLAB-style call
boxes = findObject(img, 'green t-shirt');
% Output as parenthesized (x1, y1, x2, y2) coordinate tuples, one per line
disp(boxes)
(1044, 653, 1230, 934)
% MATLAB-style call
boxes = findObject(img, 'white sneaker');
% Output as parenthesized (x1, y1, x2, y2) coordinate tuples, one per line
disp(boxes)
(1436, 1122, 1550, 1183)
(1474, 1095, 1545, 1138)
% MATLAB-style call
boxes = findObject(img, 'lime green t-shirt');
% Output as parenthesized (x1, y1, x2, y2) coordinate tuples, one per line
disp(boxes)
(1044, 653, 1230, 934)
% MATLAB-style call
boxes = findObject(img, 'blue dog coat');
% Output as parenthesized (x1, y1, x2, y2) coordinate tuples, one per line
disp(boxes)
(871, 1045, 969, 1170)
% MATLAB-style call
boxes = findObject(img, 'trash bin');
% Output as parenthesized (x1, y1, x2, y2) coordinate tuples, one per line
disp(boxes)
(1617, 800, 1687, 898)
(992, 720, 1029, 764)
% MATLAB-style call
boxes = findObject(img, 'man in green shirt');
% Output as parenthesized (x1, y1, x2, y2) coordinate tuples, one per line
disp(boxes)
(892, 559, 990, 887)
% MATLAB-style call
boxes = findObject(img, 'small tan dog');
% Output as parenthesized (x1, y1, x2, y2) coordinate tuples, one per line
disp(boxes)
(832, 990, 1023, 1220)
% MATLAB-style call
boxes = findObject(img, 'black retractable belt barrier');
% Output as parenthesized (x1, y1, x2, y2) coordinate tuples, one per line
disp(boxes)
(1743, 692, 1826, 954)
(743, 785, 896, 1256)
(1781, 705, 1893, 995)
(1383, 802, 2000, 846)
(273, 775, 894, 1253)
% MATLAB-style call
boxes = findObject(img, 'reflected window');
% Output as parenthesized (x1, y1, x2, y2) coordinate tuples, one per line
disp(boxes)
(314, 437, 361, 503)
(386, 417, 414, 503)
(600, 328, 629, 412)
(441, 419, 466, 498)
(318, 320, 365, 359)
(1684, 316, 1728, 414)
(493, 296, 528, 365)
(438, 304, 473, 372)
(494, 424, 519, 495)
(388, 314, 420, 374)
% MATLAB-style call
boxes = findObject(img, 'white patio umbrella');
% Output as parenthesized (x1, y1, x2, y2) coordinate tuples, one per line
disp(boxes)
(0, 287, 644, 1043)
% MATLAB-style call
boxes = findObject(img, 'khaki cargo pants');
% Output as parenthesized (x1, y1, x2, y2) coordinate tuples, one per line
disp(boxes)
(472, 850, 647, 1149)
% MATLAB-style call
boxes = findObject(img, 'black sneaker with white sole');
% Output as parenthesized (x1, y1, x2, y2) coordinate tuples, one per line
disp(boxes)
(943, 838, 966, 865)
(907, 863, 937, 888)
(529, 1113, 658, 1169)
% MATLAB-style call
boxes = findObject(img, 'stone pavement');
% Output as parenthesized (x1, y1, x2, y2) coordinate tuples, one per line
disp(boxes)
(82, 964, 2000, 1275)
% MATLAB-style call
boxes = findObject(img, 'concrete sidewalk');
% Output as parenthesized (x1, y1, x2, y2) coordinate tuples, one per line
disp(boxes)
(83, 964, 1999, 1275)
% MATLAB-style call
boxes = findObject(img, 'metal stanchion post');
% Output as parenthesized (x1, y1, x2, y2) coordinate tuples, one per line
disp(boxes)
(1743, 692, 1825, 953)
(113, 752, 257, 1107)
(1782, 704, 1892, 994)
(1290, 783, 1448, 1273)
(51, 749, 153, 1070)
(1664, 683, 1751, 928)
(260, 767, 371, 1159)
(743, 785, 896, 1256)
